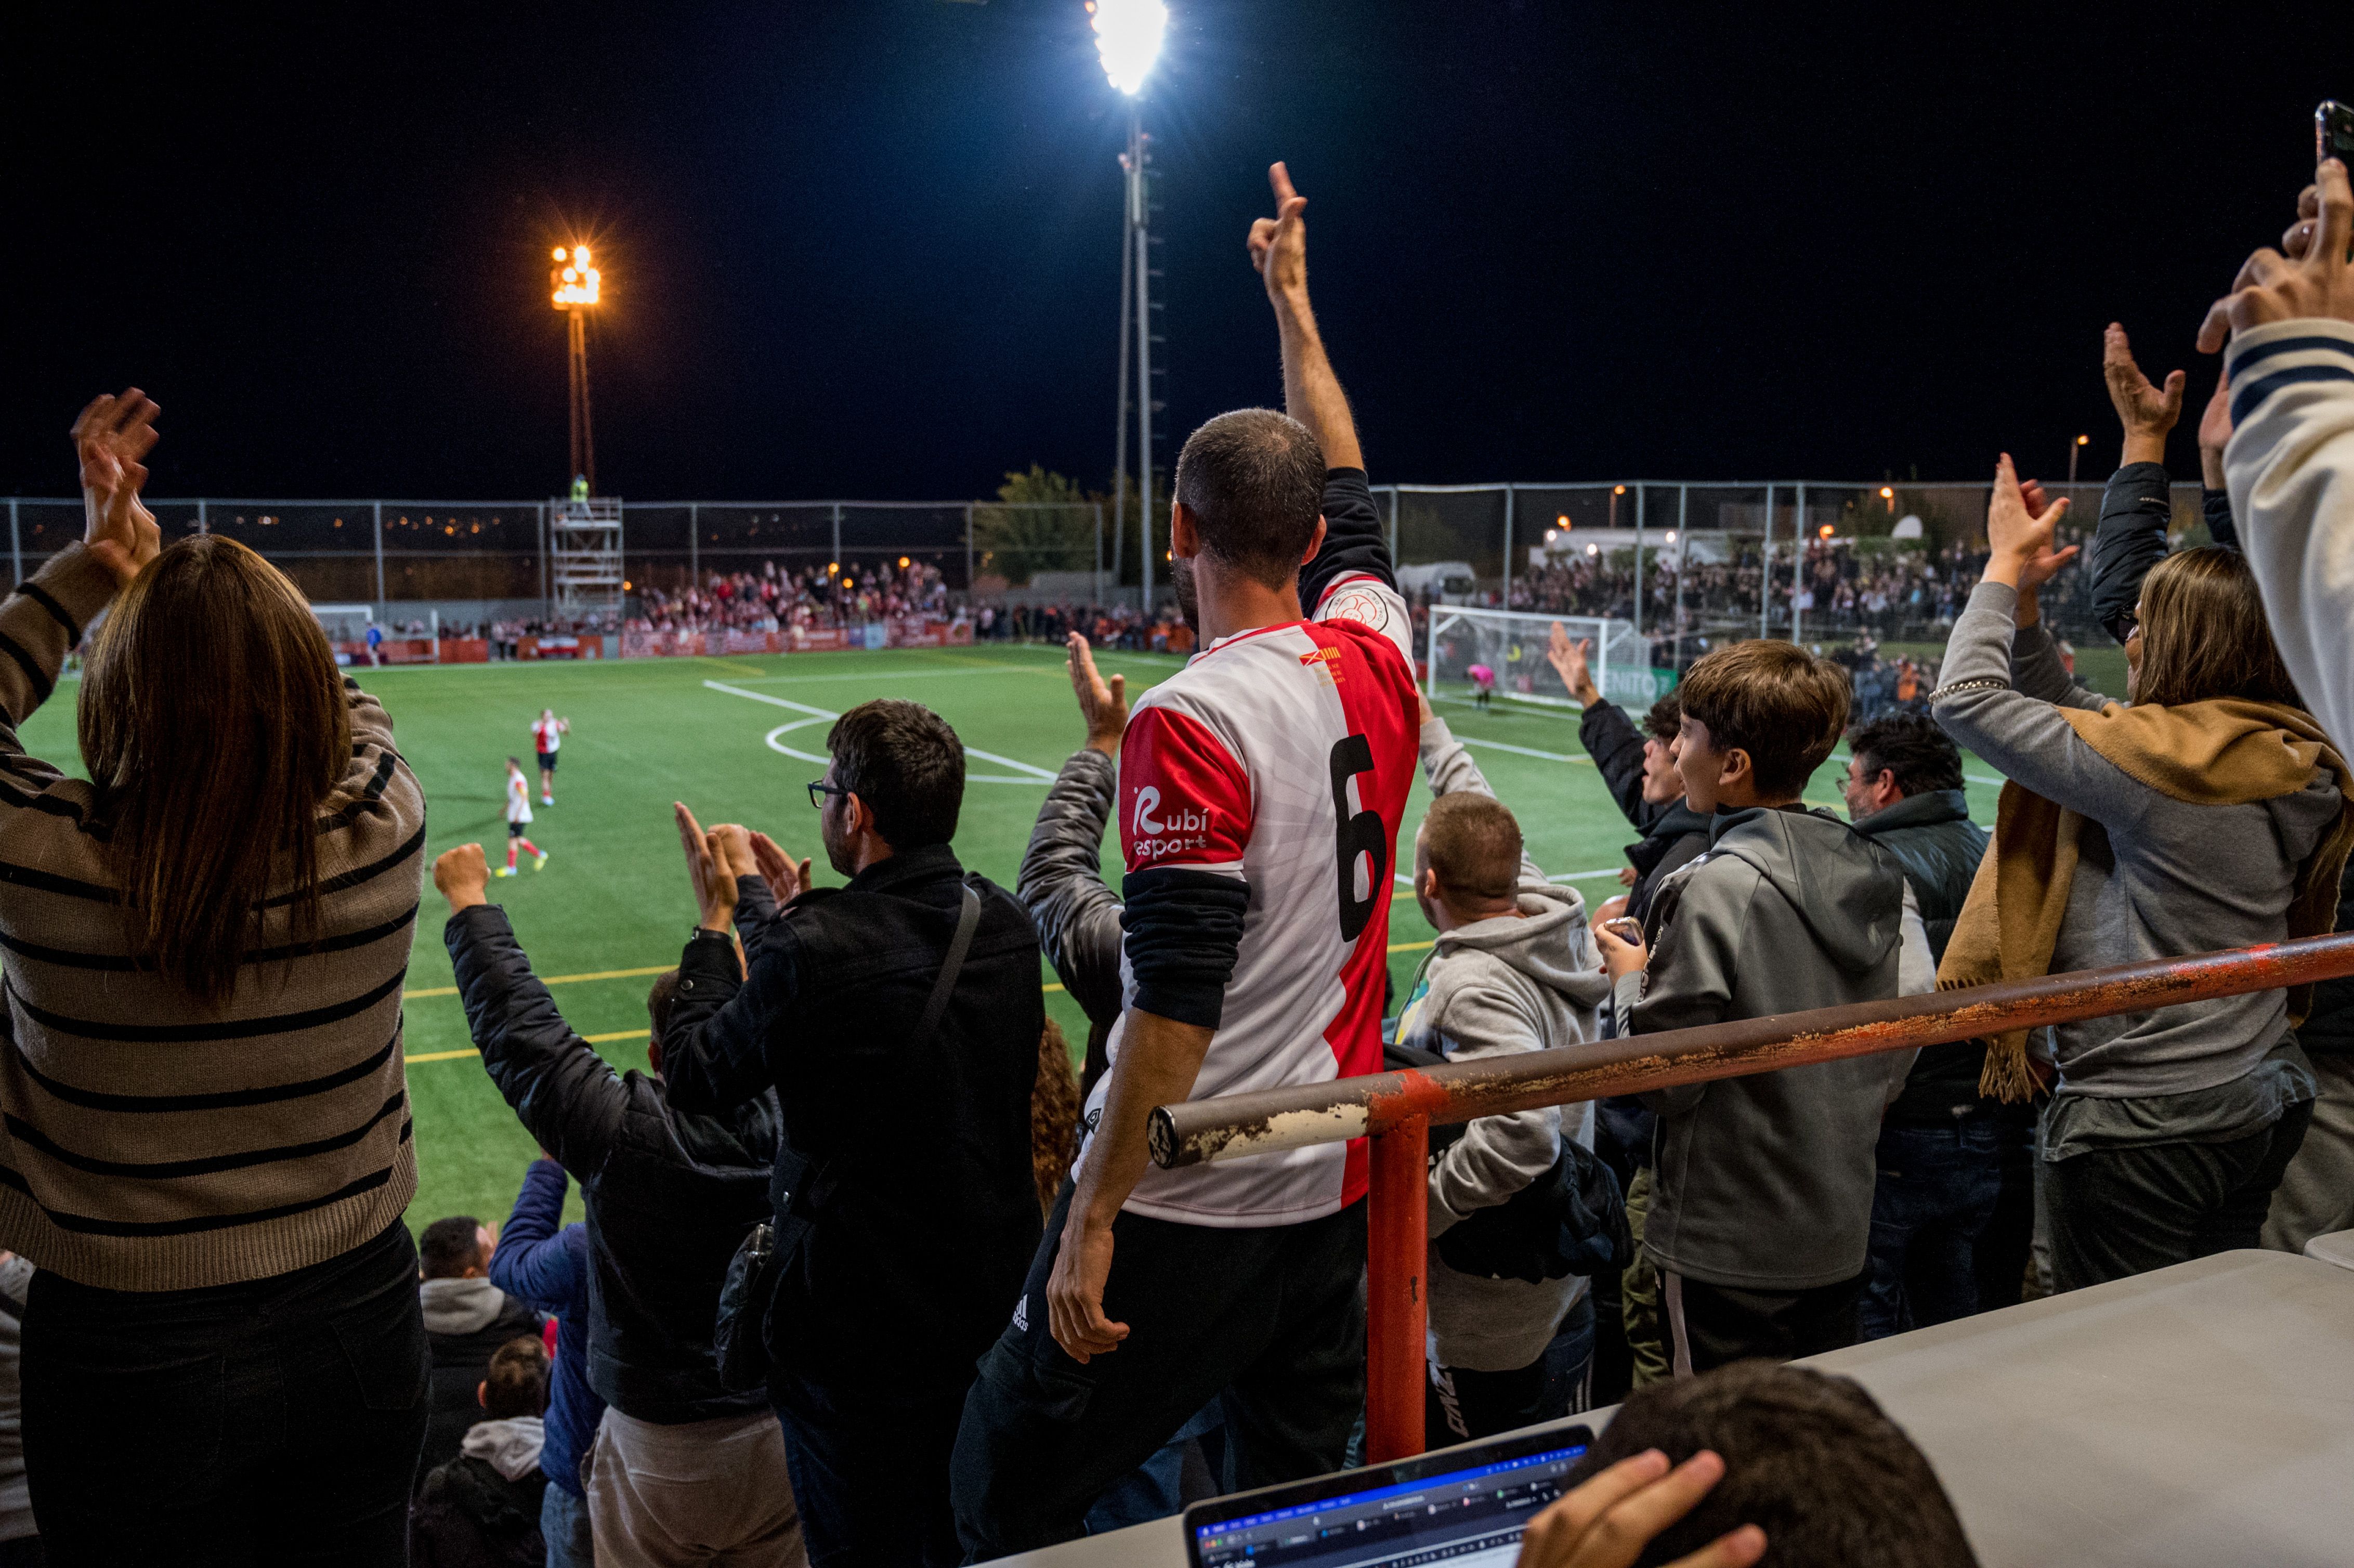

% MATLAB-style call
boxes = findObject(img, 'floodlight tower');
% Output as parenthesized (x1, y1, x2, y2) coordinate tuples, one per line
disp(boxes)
(1094, 0, 1167, 612)
(551, 244, 603, 495)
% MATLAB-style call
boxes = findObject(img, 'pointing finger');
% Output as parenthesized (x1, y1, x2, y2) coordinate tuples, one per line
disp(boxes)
(2311, 159, 2351, 273)
(1268, 160, 1298, 206)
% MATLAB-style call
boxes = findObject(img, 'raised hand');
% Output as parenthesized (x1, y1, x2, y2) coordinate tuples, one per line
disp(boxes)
(1512, 1449, 1765, 1568)
(1246, 161, 1309, 303)
(748, 830, 816, 902)
(71, 389, 164, 586)
(2198, 158, 2354, 352)
(1548, 624, 1601, 707)
(432, 843, 492, 912)
(1066, 632, 1129, 757)
(1986, 453, 2070, 567)
(674, 803, 738, 932)
(2101, 323, 2185, 463)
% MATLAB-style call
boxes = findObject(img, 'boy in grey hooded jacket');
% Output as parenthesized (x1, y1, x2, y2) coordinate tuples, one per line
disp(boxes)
(1397, 704, 1614, 1441)
(1595, 641, 1923, 1376)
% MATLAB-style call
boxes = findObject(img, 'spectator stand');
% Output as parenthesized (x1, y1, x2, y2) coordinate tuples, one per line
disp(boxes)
(1144, 932, 2354, 1465)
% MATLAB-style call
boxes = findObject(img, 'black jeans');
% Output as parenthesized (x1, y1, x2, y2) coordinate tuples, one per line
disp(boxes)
(1860, 1115, 2035, 1338)
(2046, 1100, 2314, 1293)
(22, 1221, 429, 1567)
(951, 1184, 1366, 1561)
(1660, 1270, 1864, 1376)
(771, 1372, 967, 1568)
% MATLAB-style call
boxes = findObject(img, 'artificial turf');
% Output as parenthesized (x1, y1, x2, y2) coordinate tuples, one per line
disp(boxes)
(17, 638, 2032, 1236)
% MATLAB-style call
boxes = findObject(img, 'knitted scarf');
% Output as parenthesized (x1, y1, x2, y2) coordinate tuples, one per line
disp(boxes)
(1937, 698, 2354, 1102)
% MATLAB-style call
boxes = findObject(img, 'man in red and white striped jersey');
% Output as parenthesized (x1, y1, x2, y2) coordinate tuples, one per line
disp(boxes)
(954, 162, 1420, 1556)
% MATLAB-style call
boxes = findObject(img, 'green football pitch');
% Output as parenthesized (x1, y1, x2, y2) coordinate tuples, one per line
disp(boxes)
(20, 639, 2039, 1236)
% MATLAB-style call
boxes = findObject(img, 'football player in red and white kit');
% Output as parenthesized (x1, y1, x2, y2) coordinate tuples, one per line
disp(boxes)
(531, 708, 568, 806)
(953, 162, 1420, 1554)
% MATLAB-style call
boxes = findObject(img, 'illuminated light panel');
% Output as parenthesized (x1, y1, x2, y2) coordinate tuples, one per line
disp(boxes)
(552, 243, 601, 308)
(1091, 0, 1167, 96)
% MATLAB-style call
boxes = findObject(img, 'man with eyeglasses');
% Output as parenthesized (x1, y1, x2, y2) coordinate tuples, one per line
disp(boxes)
(658, 697, 1046, 1568)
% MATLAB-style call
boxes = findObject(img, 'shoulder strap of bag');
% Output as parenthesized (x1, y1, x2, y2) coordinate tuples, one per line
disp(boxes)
(916, 882, 984, 1045)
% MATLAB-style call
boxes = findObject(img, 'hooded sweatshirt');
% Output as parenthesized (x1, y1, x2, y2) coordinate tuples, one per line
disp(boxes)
(1403, 722, 1615, 1370)
(1616, 805, 1918, 1292)
(461, 1416, 546, 1483)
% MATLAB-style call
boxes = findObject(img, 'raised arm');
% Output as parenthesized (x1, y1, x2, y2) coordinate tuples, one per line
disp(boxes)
(436, 847, 630, 1179)
(1251, 162, 1362, 473)
(487, 1159, 585, 1312)
(2206, 158, 2354, 749)
(2088, 324, 2184, 643)
(1017, 635, 1130, 1031)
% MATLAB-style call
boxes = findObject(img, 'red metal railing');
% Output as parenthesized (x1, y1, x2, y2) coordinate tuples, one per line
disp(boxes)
(1146, 933, 2354, 1464)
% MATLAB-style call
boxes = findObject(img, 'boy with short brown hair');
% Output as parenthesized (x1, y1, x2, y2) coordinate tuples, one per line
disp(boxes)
(1593, 639, 1926, 1375)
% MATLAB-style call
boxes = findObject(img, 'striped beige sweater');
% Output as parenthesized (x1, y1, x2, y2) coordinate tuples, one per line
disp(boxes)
(0, 544, 422, 1291)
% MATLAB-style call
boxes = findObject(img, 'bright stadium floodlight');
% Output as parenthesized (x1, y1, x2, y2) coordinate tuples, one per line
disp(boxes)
(1091, 0, 1167, 95)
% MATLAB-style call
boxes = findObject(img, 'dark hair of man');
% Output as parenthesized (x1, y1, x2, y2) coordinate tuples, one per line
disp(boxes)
(1173, 408, 1327, 590)
(825, 699, 965, 849)
(1422, 793, 1524, 901)
(1677, 639, 1851, 798)
(1566, 1362, 1977, 1568)
(1642, 692, 1683, 743)
(1846, 712, 1966, 797)
(2133, 546, 2304, 710)
(646, 969, 682, 1049)
(507, 756, 521, 769)
(481, 1336, 550, 1420)
(419, 1216, 482, 1279)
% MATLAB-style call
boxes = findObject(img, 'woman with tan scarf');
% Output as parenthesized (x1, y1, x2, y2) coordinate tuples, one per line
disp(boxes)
(1931, 456, 2353, 1293)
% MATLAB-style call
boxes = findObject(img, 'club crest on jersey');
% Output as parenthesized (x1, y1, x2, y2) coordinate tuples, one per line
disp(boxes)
(1319, 584, 1391, 633)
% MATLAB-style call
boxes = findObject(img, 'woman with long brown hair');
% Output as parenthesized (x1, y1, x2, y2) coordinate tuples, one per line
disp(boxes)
(5, 394, 428, 1564)
(1933, 455, 2353, 1294)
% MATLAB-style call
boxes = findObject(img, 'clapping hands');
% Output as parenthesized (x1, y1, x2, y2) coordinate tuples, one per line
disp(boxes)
(71, 388, 164, 586)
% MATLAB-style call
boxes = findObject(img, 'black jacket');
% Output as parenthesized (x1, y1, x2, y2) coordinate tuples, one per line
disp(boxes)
(661, 844, 1044, 1399)
(1852, 790, 2004, 1122)
(2089, 462, 2239, 644)
(444, 905, 781, 1425)
(1018, 748, 1124, 1094)
(409, 1455, 547, 1568)
(1579, 698, 1710, 927)
(423, 1295, 544, 1481)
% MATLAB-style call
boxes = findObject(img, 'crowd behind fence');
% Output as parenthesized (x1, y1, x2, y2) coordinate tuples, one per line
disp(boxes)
(6, 477, 2205, 659)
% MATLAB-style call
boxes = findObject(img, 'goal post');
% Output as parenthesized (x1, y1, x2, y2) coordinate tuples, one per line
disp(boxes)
(1424, 605, 1664, 710)
(311, 603, 373, 667)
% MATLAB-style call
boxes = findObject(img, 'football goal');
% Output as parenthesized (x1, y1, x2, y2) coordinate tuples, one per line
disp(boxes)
(1424, 606, 1661, 710)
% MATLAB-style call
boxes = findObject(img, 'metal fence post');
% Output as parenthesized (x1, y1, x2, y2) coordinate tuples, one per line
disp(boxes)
(964, 503, 975, 593)
(372, 502, 384, 605)
(1674, 483, 1688, 670)
(690, 503, 699, 586)
(1631, 483, 1645, 639)
(7, 500, 18, 591)
(198, 499, 208, 535)
(540, 504, 551, 608)
(832, 503, 843, 576)
(1364, 1116, 1430, 1464)
(1500, 484, 1514, 609)
(1793, 481, 1808, 647)
(1094, 501, 1104, 604)
(1760, 482, 1775, 638)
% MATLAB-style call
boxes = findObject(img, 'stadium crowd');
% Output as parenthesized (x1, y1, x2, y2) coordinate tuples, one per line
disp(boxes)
(629, 559, 953, 635)
(0, 154, 2348, 1568)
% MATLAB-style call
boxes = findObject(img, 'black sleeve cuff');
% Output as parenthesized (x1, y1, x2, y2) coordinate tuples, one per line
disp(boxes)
(2203, 487, 2240, 553)
(1121, 867, 1250, 1029)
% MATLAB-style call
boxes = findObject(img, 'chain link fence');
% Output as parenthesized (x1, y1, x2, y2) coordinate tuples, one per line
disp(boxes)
(4, 481, 2205, 681)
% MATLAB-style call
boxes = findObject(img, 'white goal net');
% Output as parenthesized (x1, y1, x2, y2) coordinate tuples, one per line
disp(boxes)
(312, 603, 373, 666)
(1424, 606, 1658, 710)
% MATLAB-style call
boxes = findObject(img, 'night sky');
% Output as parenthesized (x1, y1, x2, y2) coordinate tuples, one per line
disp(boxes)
(7, 1, 2351, 502)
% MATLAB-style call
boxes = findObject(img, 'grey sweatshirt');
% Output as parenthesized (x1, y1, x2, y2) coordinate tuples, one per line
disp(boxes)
(1934, 582, 2337, 1144)
(2225, 318, 2354, 756)
(1404, 721, 1614, 1371)
(1615, 805, 1916, 1292)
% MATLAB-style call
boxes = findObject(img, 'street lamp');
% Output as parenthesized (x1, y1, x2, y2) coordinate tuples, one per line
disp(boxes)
(551, 244, 604, 495)
(2068, 433, 2089, 492)
(1095, 0, 1168, 617)
(1879, 485, 1894, 514)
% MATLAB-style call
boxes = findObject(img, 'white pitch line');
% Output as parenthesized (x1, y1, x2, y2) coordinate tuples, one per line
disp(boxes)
(703, 679, 1058, 784)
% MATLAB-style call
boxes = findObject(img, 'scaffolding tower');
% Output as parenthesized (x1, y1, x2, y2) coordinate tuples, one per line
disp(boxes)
(548, 496, 624, 616)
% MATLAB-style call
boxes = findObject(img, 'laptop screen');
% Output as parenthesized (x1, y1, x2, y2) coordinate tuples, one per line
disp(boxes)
(1187, 1433, 1590, 1568)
